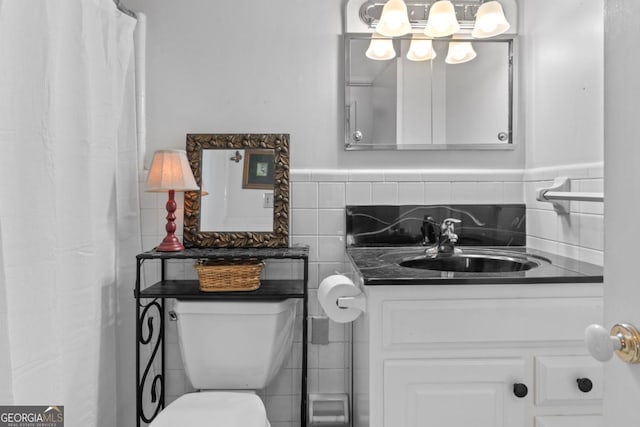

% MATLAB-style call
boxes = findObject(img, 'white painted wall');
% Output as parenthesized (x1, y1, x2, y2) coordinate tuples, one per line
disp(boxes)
(521, 0, 604, 169)
(126, 0, 524, 170)
(520, 0, 604, 265)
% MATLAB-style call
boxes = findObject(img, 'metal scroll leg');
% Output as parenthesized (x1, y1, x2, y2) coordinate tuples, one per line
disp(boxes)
(137, 297, 165, 425)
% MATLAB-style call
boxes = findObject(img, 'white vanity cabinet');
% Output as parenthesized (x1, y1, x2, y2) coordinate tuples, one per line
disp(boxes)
(384, 357, 528, 427)
(352, 282, 604, 427)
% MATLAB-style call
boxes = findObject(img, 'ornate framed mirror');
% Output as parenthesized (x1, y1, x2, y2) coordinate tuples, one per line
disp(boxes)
(183, 133, 289, 247)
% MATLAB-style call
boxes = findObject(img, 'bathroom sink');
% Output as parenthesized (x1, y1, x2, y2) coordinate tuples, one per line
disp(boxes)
(399, 252, 542, 273)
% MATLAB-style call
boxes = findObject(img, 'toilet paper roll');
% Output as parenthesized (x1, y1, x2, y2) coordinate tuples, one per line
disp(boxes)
(318, 274, 364, 323)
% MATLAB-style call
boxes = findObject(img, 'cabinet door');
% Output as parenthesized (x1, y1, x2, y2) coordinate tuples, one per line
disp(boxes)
(384, 358, 528, 427)
(535, 356, 603, 406)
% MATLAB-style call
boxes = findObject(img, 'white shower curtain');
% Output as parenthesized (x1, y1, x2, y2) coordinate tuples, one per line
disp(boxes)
(0, 1, 140, 426)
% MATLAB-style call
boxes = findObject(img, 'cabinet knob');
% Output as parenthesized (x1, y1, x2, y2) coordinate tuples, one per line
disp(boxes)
(585, 323, 640, 363)
(576, 377, 593, 393)
(513, 383, 528, 398)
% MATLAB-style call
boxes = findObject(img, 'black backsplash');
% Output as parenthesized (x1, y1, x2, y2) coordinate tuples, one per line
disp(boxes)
(346, 204, 526, 247)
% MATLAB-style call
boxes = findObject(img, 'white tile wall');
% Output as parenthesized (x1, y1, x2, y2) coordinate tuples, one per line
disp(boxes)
(424, 182, 452, 204)
(371, 182, 398, 204)
(397, 182, 424, 204)
(291, 209, 318, 236)
(345, 182, 372, 205)
(318, 183, 345, 208)
(291, 182, 318, 209)
(524, 162, 604, 266)
(139, 164, 604, 425)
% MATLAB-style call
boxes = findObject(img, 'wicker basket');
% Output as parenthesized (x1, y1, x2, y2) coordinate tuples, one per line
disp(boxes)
(194, 259, 263, 292)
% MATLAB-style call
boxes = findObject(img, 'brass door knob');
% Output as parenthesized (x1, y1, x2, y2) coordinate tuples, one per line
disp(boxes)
(585, 323, 640, 364)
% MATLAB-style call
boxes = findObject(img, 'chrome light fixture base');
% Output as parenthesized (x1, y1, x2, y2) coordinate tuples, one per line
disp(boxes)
(354, 0, 516, 38)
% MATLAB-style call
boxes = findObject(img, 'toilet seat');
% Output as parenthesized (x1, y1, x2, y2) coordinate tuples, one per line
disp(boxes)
(149, 391, 270, 427)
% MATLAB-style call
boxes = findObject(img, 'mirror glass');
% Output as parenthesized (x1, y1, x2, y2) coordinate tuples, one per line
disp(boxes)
(345, 36, 513, 150)
(200, 149, 274, 232)
(184, 134, 289, 248)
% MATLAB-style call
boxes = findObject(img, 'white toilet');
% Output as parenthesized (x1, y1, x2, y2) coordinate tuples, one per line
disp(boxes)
(150, 298, 297, 427)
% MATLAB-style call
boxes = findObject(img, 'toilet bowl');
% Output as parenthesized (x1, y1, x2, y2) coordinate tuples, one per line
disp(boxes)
(149, 298, 297, 427)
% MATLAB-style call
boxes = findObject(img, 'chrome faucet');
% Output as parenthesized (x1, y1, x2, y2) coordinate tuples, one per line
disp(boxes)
(425, 218, 462, 255)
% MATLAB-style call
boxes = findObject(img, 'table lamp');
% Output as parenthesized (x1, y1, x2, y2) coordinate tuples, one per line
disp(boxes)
(146, 149, 199, 251)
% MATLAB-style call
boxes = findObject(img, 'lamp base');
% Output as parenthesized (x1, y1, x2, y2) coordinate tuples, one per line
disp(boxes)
(156, 235, 185, 252)
(156, 189, 185, 252)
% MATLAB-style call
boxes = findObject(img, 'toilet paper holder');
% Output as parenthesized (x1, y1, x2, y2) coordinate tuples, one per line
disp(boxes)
(309, 393, 349, 426)
(319, 274, 366, 323)
(336, 294, 366, 312)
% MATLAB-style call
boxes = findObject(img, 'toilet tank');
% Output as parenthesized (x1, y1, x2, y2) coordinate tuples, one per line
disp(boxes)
(173, 298, 297, 390)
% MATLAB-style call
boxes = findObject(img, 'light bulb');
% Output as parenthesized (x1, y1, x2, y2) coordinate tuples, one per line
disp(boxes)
(424, 1, 459, 38)
(407, 37, 436, 61)
(480, 16, 499, 33)
(366, 34, 396, 61)
(472, 1, 510, 38)
(376, 0, 411, 37)
(432, 16, 451, 33)
(384, 11, 405, 30)
(445, 41, 476, 64)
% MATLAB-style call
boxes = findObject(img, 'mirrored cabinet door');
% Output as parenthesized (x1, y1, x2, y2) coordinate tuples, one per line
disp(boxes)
(345, 36, 513, 150)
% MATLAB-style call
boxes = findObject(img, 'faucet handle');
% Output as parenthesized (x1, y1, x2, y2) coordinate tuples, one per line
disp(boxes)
(441, 218, 461, 231)
(441, 218, 461, 243)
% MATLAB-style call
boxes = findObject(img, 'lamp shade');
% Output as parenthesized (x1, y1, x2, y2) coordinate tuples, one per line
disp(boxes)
(407, 36, 437, 61)
(472, 1, 510, 38)
(146, 150, 199, 192)
(445, 41, 477, 64)
(376, 0, 411, 37)
(366, 34, 396, 60)
(424, 1, 460, 38)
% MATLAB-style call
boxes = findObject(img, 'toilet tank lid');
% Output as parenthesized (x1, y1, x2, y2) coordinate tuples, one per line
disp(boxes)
(174, 298, 296, 315)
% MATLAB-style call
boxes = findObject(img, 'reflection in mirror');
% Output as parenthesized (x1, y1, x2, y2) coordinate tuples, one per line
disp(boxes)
(184, 134, 289, 248)
(345, 36, 513, 150)
(200, 149, 274, 232)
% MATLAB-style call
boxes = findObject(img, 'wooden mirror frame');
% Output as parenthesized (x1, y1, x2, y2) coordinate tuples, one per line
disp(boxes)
(183, 133, 289, 248)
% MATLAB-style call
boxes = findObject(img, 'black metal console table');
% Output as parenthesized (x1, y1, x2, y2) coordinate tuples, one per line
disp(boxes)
(134, 246, 309, 427)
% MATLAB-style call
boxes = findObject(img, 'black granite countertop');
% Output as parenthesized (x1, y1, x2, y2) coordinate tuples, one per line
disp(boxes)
(347, 246, 603, 285)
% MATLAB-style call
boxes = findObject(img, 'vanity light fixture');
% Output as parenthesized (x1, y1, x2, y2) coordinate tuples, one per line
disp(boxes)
(406, 36, 436, 61)
(376, 0, 412, 36)
(366, 33, 397, 60)
(359, 0, 512, 63)
(471, 1, 510, 38)
(424, 0, 460, 38)
(146, 149, 199, 252)
(445, 40, 477, 64)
